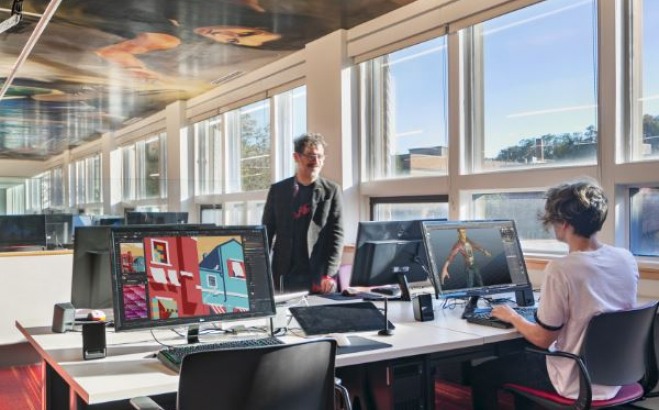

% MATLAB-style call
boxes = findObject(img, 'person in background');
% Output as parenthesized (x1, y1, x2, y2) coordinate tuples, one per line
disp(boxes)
(262, 133, 344, 294)
(471, 178, 638, 409)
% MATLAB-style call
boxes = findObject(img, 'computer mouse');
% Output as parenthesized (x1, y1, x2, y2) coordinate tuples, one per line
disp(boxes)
(327, 333, 352, 347)
(341, 287, 357, 297)
(87, 310, 107, 322)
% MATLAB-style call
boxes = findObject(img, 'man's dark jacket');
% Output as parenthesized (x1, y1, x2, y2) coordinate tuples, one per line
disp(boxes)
(262, 176, 344, 290)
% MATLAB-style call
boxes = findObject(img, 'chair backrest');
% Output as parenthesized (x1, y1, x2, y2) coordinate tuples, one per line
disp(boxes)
(581, 301, 659, 388)
(176, 339, 337, 410)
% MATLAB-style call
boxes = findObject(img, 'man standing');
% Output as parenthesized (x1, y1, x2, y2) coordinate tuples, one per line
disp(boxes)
(262, 133, 344, 294)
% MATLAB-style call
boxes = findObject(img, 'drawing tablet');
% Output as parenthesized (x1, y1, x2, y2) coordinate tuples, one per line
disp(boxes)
(289, 302, 395, 335)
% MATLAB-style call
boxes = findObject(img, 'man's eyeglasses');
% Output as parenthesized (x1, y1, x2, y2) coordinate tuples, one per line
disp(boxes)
(298, 153, 325, 161)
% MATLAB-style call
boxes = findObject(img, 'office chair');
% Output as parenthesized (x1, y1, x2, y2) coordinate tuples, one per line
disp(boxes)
(130, 339, 352, 410)
(503, 301, 659, 409)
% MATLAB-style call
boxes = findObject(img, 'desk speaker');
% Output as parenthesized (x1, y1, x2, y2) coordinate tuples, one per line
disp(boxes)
(413, 294, 434, 322)
(515, 287, 535, 307)
(52, 302, 75, 333)
(82, 322, 107, 360)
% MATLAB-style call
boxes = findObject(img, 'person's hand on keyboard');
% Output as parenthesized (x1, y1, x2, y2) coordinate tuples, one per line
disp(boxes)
(491, 305, 517, 324)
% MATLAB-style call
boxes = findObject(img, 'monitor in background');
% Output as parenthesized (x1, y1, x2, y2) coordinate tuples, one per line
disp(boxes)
(350, 220, 439, 291)
(45, 213, 74, 248)
(0, 215, 47, 250)
(125, 211, 188, 225)
(420, 219, 533, 317)
(71, 226, 114, 310)
(109, 225, 276, 341)
(97, 216, 125, 226)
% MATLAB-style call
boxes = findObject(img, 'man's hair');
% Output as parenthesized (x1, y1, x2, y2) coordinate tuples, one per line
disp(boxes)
(540, 178, 608, 238)
(293, 133, 327, 154)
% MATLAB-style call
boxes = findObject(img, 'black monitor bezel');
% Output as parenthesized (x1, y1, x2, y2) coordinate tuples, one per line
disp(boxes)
(420, 219, 532, 299)
(109, 224, 277, 332)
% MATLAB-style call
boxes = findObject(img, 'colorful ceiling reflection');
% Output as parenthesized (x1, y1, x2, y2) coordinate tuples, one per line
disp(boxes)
(0, 0, 415, 159)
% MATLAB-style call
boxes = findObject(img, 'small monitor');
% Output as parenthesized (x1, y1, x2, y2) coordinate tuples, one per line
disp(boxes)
(109, 225, 276, 333)
(420, 219, 532, 305)
(350, 220, 437, 288)
(45, 214, 74, 248)
(125, 211, 188, 225)
(71, 226, 114, 310)
(0, 215, 47, 249)
(97, 217, 125, 226)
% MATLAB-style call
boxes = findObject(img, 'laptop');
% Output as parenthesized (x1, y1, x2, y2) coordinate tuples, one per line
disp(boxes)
(289, 301, 395, 335)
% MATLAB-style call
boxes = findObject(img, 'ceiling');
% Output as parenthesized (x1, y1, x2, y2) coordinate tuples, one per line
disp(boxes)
(0, 0, 415, 161)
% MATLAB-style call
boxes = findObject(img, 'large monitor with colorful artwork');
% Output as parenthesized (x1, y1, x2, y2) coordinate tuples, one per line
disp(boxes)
(109, 225, 276, 332)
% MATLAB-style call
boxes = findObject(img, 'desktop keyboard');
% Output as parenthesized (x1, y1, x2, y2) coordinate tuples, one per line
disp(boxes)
(157, 336, 284, 372)
(464, 306, 537, 329)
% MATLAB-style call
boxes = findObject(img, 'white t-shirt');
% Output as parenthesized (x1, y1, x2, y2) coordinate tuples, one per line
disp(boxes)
(536, 244, 638, 400)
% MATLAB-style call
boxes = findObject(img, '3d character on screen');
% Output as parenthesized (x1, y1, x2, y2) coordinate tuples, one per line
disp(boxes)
(441, 228, 492, 287)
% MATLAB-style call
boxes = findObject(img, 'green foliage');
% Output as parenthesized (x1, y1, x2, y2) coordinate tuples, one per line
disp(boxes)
(240, 114, 271, 191)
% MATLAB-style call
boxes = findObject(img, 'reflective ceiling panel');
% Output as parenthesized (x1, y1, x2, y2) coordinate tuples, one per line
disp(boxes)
(0, 0, 415, 159)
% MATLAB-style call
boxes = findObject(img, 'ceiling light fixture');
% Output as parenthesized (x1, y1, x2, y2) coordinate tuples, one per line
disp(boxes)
(210, 70, 244, 85)
(0, 0, 63, 101)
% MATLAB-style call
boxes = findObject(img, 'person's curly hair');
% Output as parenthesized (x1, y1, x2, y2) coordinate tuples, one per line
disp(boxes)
(540, 178, 608, 238)
(294, 133, 327, 154)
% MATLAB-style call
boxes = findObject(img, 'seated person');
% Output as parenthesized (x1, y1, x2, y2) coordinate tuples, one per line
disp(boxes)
(471, 178, 639, 409)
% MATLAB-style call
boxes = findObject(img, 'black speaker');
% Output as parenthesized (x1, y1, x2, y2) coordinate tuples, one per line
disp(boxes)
(52, 302, 75, 333)
(413, 294, 434, 322)
(515, 287, 535, 307)
(82, 322, 107, 360)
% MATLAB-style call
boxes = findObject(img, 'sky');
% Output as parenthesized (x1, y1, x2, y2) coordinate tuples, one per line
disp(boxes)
(385, 0, 659, 158)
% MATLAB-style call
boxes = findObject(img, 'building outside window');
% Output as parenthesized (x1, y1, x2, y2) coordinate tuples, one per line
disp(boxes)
(360, 36, 449, 181)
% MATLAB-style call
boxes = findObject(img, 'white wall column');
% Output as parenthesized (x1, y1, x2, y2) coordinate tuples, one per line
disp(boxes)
(305, 30, 360, 243)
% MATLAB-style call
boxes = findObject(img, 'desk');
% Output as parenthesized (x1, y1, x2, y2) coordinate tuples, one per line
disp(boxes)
(16, 297, 526, 410)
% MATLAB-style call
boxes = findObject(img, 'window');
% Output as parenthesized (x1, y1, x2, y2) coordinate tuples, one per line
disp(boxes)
(360, 37, 449, 181)
(629, 0, 659, 161)
(121, 133, 167, 202)
(630, 187, 659, 256)
(226, 100, 271, 192)
(194, 116, 223, 195)
(470, 191, 566, 253)
(371, 196, 449, 221)
(274, 86, 307, 180)
(468, 0, 598, 172)
(200, 204, 223, 225)
(70, 154, 102, 209)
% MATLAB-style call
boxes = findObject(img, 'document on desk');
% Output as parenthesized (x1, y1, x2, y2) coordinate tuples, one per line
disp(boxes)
(289, 302, 395, 335)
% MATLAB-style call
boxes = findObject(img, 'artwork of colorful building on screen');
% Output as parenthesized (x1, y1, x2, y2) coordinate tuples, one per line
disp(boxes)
(137, 235, 250, 320)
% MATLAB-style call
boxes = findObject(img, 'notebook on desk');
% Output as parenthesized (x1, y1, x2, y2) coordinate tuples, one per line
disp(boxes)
(289, 301, 395, 335)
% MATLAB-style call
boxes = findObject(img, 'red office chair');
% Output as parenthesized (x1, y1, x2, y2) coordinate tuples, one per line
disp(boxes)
(503, 301, 659, 409)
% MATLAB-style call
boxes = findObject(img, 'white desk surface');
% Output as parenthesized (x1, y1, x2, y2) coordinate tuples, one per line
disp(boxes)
(16, 296, 522, 405)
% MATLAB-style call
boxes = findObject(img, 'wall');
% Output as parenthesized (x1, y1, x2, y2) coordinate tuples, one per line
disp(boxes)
(0, 252, 73, 344)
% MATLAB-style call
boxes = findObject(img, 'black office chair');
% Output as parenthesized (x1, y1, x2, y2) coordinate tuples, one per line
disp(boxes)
(503, 301, 659, 409)
(130, 339, 352, 410)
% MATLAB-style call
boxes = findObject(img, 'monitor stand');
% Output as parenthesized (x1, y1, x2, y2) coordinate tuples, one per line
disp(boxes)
(461, 296, 481, 319)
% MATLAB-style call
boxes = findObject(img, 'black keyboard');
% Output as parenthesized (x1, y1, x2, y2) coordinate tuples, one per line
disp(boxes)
(465, 306, 537, 329)
(157, 336, 284, 372)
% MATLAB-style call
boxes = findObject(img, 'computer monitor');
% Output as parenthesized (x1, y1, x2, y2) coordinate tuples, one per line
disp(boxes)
(125, 211, 188, 225)
(420, 219, 533, 315)
(109, 225, 277, 337)
(0, 215, 47, 249)
(72, 224, 216, 311)
(45, 214, 74, 248)
(97, 216, 125, 226)
(350, 220, 437, 289)
(71, 226, 114, 310)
